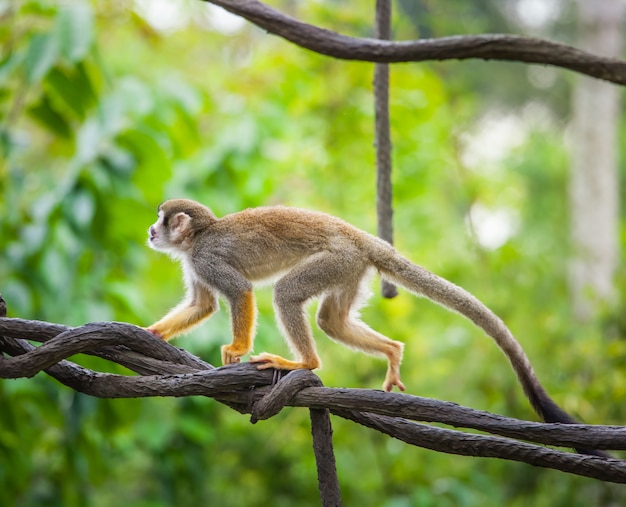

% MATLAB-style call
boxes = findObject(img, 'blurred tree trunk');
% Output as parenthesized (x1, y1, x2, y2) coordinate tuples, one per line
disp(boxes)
(569, 0, 624, 321)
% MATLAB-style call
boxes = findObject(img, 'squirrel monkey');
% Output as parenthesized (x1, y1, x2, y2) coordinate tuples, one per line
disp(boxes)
(146, 199, 585, 428)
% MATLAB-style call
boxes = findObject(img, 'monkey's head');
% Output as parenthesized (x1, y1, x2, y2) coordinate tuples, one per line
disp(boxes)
(148, 199, 217, 257)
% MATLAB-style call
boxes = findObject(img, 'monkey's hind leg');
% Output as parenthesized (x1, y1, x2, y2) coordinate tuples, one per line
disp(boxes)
(249, 288, 322, 371)
(317, 290, 406, 392)
(251, 254, 342, 372)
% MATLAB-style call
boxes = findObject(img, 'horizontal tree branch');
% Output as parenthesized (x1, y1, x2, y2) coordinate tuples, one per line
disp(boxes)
(1, 317, 625, 483)
(203, 0, 626, 85)
(334, 409, 626, 483)
(0, 318, 213, 375)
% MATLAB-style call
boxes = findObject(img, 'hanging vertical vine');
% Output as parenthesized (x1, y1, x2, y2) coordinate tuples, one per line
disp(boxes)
(374, 0, 398, 299)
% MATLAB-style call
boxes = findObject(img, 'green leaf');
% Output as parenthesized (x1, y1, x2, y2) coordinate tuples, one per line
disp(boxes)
(117, 127, 172, 201)
(41, 249, 66, 293)
(2, 280, 33, 316)
(75, 117, 102, 164)
(28, 95, 72, 138)
(0, 52, 23, 85)
(24, 32, 59, 84)
(71, 190, 95, 227)
(46, 67, 87, 119)
(44, 64, 97, 121)
(56, 4, 94, 62)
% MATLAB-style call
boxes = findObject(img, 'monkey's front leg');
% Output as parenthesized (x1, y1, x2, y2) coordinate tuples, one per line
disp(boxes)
(221, 290, 257, 365)
(147, 286, 217, 340)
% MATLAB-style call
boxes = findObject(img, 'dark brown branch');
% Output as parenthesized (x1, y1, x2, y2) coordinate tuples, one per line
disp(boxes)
(0, 318, 213, 374)
(334, 410, 626, 484)
(2, 317, 625, 449)
(292, 388, 626, 451)
(250, 369, 323, 422)
(2, 317, 626, 483)
(203, 0, 626, 85)
(7, 328, 625, 451)
(310, 408, 342, 506)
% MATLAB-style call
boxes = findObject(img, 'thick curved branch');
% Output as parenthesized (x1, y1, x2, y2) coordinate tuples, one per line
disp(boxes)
(0, 318, 213, 375)
(2, 317, 626, 483)
(203, 0, 626, 85)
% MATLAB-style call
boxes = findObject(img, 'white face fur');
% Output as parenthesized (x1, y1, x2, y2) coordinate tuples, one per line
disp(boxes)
(147, 210, 167, 252)
(147, 209, 191, 258)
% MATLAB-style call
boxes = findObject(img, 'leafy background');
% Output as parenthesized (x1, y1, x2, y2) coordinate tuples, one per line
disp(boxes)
(1, 1, 626, 505)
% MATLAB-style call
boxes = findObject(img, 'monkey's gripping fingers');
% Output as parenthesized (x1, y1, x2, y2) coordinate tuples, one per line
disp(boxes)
(382, 371, 406, 392)
(145, 327, 166, 340)
(221, 344, 249, 365)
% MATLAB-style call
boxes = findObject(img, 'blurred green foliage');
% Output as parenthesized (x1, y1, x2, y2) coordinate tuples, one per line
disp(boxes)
(1, 1, 626, 506)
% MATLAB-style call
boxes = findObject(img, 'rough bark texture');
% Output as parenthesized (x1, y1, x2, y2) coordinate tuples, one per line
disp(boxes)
(310, 408, 342, 507)
(569, 0, 623, 320)
(2, 317, 626, 484)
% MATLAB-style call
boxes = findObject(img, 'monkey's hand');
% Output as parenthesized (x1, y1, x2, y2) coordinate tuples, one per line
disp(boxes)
(221, 344, 250, 365)
(382, 372, 406, 392)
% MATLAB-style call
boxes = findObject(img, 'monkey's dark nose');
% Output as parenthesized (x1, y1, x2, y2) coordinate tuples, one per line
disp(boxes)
(149, 226, 156, 239)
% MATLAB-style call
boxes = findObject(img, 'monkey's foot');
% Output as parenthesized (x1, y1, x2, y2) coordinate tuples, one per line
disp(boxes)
(382, 371, 406, 392)
(250, 353, 320, 371)
(221, 344, 250, 365)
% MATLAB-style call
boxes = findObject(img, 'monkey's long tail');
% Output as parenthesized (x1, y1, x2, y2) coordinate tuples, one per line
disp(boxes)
(370, 243, 608, 457)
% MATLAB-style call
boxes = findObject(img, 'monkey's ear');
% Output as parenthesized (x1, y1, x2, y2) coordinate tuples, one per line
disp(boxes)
(170, 212, 192, 235)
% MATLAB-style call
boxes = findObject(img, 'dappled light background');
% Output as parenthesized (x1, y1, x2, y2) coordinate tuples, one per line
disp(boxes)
(1, 1, 626, 506)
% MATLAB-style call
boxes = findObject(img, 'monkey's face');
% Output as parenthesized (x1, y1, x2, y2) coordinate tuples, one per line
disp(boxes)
(147, 210, 168, 251)
(147, 208, 193, 257)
